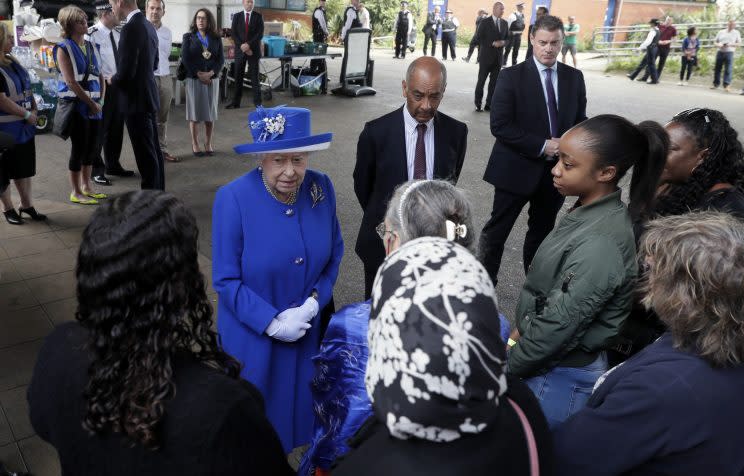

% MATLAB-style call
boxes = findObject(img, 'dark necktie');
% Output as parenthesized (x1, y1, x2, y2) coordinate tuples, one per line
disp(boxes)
(109, 30, 119, 67)
(544, 68, 559, 138)
(414, 123, 427, 179)
(496, 18, 500, 33)
(245, 12, 250, 41)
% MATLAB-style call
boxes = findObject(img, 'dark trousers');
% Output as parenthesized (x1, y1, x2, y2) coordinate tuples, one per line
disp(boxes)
(423, 31, 437, 56)
(641, 46, 670, 80)
(713, 51, 734, 87)
(479, 166, 564, 284)
(395, 29, 408, 57)
(92, 84, 125, 176)
(68, 116, 101, 172)
(363, 260, 379, 300)
(441, 31, 456, 60)
(474, 57, 502, 108)
(503, 33, 522, 66)
(629, 46, 658, 83)
(125, 112, 164, 190)
(680, 56, 695, 80)
(466, 35, 479, 60)
(525, 41, 533, 61)
(232, 54, 261, 106)
(311, 34, 328, 93)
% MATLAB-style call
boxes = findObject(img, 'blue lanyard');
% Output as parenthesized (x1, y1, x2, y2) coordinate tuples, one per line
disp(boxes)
(197, 31, 209, 49)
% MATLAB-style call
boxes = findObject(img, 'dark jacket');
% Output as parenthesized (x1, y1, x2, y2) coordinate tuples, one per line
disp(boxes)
(509, 191, 637, 377)
(474, 15, 509, 65)
(554, 333, 744, 476)
(230, 9, 264, 60)
(353, 106, 467, 273)
(422, 11, 441, 34)
(181, 32, 225, 79)
(484, 58, 587, 196)
(27, 322, 293, 476)
(332, 375, 553, 476)
(111, 10, 159, 114)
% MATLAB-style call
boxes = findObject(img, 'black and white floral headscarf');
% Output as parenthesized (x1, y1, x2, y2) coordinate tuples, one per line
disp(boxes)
(366, 236, 508, 443)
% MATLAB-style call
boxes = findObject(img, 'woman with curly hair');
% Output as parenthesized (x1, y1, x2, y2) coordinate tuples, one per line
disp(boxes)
(554, 212, 744, 476)
(27, 191, 292, 475)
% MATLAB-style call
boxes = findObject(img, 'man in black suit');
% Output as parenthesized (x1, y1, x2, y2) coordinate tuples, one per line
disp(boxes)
(354, 57, 468, 298)
(474, 2, 508, 112)
(422, 6, 441, 56)
(227, 0, 264, 109)
(110, 0, 164, 190)
(479, 15, 587, 285)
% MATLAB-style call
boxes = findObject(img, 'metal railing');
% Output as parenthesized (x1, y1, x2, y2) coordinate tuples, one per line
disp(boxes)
(592, 22, 737, 58)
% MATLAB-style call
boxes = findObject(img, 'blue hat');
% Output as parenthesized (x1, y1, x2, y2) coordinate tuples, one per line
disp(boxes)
(234, 106, 333, 155)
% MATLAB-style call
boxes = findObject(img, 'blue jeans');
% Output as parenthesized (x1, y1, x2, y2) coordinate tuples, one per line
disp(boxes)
(713, 51, 734, 87)
(524, 352, 608, 430)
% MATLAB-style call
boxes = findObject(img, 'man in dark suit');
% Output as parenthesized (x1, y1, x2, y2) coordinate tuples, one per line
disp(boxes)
(110, 0, 164, 190)
(422, 6, 441, 56)
(227, 0, 264, 109)
(479, 15, 587, 285)
(474, 2, 508, 112)
(354, 57, 468, 298)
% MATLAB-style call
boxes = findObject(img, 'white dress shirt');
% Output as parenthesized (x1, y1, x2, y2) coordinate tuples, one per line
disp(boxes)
(341, 6, 358, 40)
(638, 27, 658, 50)
(403, 105, 435, 180)
(395, 11, 414, 34)
(313, 8, 328, 35)
(87, 22, 118, 77)
(715, 28, 742, 53)
(533, 56, 559, 153)
(154, 24, 172, 76)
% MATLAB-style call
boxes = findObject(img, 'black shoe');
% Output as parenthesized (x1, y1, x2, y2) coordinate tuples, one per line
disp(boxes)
(484, 105, 491, 111)
(3, 208, 23, 225)
(626, 73, 635, 80)
(475, 105, 482, 112)
(462, 56, 470, 62)
(225, 103, 240, 109)
(106, 168, 135, 177)
(18, 206, 46, 221)
(93, 175, 112, 186)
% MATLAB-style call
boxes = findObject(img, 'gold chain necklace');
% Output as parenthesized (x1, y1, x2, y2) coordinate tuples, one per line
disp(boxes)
(261, 170, 297, 205)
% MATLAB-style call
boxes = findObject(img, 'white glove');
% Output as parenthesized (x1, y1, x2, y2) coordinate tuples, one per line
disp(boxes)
(276, 297, 319, 324)
(266, 318, 311, 342)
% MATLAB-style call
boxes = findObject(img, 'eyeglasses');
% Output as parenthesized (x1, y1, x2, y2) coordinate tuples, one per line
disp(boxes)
(375, 222, 395, 240)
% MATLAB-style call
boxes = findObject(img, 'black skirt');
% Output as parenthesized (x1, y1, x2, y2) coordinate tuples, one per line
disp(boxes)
(2, 138, 36, 180)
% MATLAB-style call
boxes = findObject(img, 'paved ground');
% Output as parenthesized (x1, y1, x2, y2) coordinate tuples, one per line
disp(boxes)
(1, 45, 742, 473)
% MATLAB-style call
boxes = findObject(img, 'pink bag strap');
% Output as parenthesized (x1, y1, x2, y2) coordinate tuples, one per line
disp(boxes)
(508, 397, 540, 476)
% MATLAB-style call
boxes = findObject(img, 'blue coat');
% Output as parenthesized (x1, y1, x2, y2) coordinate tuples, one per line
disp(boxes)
(212, 168, 344, 452)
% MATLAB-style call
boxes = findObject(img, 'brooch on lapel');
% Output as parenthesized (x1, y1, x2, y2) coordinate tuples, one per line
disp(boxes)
(310, 182, 325, 208)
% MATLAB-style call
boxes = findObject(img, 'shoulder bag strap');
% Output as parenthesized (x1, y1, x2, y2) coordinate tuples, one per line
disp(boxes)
(507, 397, 540, 476)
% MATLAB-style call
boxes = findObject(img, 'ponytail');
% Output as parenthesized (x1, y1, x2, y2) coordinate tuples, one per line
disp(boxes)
(630, 121, 668, 220)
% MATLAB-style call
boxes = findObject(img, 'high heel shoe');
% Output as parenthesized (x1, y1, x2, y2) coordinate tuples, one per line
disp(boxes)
(18, 206, 47, 221)
(3, 208, 23, 225)
(192, 147, 204, 157)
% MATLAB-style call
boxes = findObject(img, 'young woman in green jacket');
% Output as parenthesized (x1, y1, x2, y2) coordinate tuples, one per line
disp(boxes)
(507, 114, 667, 429)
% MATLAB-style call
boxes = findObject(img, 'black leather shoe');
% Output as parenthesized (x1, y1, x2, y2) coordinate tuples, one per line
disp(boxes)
(19, 206, 46, 221)
(106, 168, 135, 177)
(3, 208, 23, 225)
(93, 175, 112, 185)
(475, 105, 482, 112)
(484, 105, 491, 111)
(225, 103, 240, 109)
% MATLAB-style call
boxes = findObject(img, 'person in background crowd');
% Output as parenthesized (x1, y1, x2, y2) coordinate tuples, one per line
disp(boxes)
(332, 236, 553, 476)
(627, 19, 661, 84)
(54, 5, 107, 205)
(524, 5, 547, 60)
(111, 0, 166, 190)
(554, 212, 744, 476)
(393, 1, 413, 59)
(299, 179, 512, 476)
(678, 26, 699, 85)
(473, 1, 508, 112)
(422, 5, 441, 56)
(711, 20, 740, 93)
(440, 9, 459, 61)
(354, 57, 468, 298)
(462, 8, 488, 62)
(503, 1, 526, 66)
(653, 16, 675, 79)
(358, 2, 370, 30)
(227, 0, 263, 109)
(87, 0, 135, 185)
(181, 8, 223, 157)
(27, 191, 294, 475)
(147, 0, 179, 163)
(214, 106, 343, 453)
(311, 0, 329, 93)
(507, 115, 667, 428)
(0, 23, 44, 224)
(609, 108, 744, 366)
(480, 15, 587, 285)
(340, 0, 361, 42)
(561, 15, 579, 68)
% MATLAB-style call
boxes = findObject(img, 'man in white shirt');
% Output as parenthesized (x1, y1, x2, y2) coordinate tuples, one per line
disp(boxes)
(358, 2, 371, 30)
(88, 0, 134, 183)
(503, 2, 526, 66)
(147, 0, 178, 162)
(340, 0, 361, 41)
(394, 1, 413, 59)
(711, 20, 741, 92)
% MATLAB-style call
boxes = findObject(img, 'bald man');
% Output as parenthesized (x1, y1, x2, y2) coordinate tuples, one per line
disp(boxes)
(354, 57, 468, 297)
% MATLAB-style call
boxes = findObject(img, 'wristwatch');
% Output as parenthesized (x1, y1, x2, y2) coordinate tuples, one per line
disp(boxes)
(310, 289, 319, 300)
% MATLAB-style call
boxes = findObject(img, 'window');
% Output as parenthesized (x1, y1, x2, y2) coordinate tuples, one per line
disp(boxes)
(256, 0, 305, 11)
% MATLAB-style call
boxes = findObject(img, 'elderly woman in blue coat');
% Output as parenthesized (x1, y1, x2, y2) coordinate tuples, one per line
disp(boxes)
(212, 106, 343, 453)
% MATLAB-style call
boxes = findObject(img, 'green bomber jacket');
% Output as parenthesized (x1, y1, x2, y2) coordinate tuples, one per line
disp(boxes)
(508, 190, 638, 378)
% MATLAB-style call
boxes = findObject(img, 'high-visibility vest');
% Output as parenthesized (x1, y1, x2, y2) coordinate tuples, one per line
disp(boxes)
(53, 38, 102, 119)
(0, 60, 34, 144)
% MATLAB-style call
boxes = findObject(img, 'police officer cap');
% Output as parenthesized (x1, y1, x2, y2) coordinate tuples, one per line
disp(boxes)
(400, 0, 408, 5)
(94, 0, 112, 11)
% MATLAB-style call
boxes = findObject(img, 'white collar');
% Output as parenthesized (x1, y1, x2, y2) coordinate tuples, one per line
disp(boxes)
(94, 21, 111, 33)
(403, 104, 434, 130)
(244, 9, 253, 15)
(533, 55, 557, 74)
(125, 9, 140, 23)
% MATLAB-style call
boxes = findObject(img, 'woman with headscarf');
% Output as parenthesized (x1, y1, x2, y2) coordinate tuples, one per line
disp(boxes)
(212, 106, 343, 453)
(332, 236, 552, 476)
